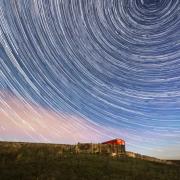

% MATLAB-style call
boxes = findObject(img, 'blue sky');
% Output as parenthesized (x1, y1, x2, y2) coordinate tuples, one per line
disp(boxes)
(0, 0, 180, 159)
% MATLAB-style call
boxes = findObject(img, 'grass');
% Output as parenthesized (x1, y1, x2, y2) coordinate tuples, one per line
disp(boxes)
(0, 142, 179, 180)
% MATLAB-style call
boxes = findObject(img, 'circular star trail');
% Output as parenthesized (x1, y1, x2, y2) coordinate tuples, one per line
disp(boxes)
(1, 0, 180, 158)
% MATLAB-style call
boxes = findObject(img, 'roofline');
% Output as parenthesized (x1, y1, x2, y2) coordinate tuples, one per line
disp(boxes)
(103, 138, 125, 141)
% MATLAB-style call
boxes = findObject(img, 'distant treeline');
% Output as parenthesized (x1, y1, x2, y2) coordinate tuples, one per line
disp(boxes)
(126, 151, 174, 165)
(0, 141, 125, 155)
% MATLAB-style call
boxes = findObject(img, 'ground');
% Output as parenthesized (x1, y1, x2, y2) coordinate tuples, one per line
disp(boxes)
(0, 142, 179, 180)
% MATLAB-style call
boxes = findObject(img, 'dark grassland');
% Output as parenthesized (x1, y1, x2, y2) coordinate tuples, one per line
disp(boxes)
(0, 142, 179, 180)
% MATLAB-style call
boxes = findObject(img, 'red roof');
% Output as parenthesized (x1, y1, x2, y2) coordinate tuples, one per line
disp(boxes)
(102, 139, 125, 145)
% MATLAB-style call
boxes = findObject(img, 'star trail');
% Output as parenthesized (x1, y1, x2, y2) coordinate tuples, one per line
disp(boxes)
(0, 0, 180, 159)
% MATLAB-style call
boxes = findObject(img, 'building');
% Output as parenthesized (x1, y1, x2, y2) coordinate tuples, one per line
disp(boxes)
(102, 138, 125, 145)
(102, 138, 126, 154)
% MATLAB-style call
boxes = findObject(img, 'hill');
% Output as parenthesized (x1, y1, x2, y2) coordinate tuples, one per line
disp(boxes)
(0, 141, 179, 180)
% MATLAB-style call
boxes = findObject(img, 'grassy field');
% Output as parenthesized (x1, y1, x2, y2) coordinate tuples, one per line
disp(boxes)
(0, 142, 179, 180)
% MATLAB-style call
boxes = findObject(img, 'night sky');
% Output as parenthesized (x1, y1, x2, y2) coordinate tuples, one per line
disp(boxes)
(1, 0, 180, 159)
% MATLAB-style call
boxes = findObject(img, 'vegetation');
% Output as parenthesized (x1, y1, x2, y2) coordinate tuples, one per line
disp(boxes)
(0, 142, 179, 180)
